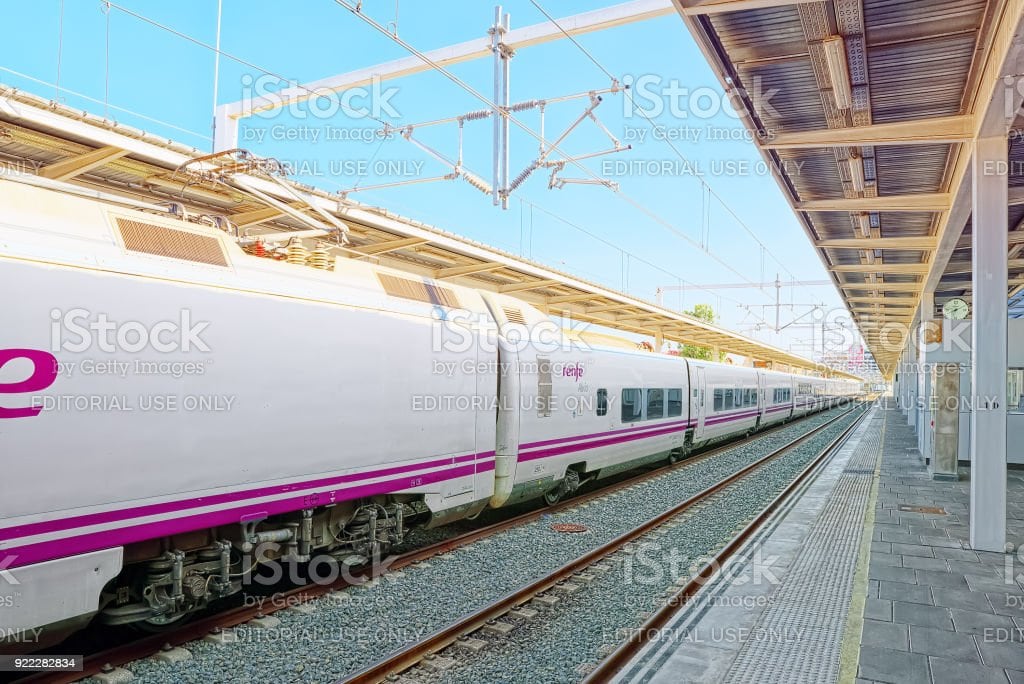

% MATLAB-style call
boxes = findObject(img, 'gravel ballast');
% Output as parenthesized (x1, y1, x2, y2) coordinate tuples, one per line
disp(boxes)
(111, 405, 863, 684)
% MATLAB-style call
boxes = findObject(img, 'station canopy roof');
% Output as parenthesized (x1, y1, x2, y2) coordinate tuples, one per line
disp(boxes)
(678, 0, 1024, 377)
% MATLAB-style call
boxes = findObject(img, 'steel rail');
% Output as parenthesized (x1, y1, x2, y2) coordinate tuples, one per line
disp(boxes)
(340, 404, 865, 684)
(583, 405, 871, 682)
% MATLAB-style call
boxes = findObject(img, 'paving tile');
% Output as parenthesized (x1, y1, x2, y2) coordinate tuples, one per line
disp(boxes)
(975, 551, 1015, 567)
(916, 570, 968, 589)
(986, 592, 1024, 618)
(919, 535, 963, 549)
(967, 574, 1022, 593)
(872, 553, 904, 568)
(908, 625, 980, 662)
(934, 547, 982, 562)
(870, 565, 919, 584)
(950, 608, 1019, 636)
(951, 563, 1006, 579)
(873, 541, 894, 554)
(1010, 669, 1024, 684)
(902, 556, 951, 572)
(862, 619, 909, 651)
(893, 602, 953, 630)
(927, 656, 1012, 684)
(931, 587, 995, 613)
(865, 598, 894, 621)
(979, 641, 1024, 670)
(893, 543, 937, 558)
(882, 530, 920, 543)
(858, 646, 930, 684)
(880, 581, 932, 605)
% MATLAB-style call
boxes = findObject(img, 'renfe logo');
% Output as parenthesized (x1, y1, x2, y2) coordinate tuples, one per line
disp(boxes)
(563, 362, 585, 380)
(0, 349, 58, 418)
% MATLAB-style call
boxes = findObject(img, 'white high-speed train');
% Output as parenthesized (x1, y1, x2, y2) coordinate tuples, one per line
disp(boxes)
(0, 176, 859, 649)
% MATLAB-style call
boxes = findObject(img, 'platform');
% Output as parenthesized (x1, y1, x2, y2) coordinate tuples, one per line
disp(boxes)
(611, 399, 1024, 683)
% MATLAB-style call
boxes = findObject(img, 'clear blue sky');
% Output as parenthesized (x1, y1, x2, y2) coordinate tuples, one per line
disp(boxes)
(1, 0, 859, 358)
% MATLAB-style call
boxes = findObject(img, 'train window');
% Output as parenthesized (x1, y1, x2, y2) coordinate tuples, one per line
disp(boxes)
(622, 389, 643, 423)
(745, 389, 756, 406)
(646, 389, 665, 420)
(667, 389, 683, 417)
(732, 389, 741, 408)
(713, 389, 724, 411)
(596, 389, 608, 416)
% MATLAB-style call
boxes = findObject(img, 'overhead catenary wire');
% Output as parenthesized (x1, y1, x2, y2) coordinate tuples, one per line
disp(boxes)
(102, 0, 111, 118)
(0, 66, 213, 142)
(102, 0, 392, 130)
(526, 0, 814, 293)
(55, 0, 64, 101)
(75, 1, 776, 330)
(211, 0, 223, 150)
(95, 0, 774, 300)
(332, 0, 768, 294)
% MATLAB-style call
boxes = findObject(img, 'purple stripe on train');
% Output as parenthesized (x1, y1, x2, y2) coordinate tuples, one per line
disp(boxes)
(2, 461, 493, 568)
(0, 451, 496, 543)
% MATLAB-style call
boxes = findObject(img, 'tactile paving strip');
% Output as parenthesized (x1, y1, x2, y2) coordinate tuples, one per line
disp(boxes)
(722, 411, 885, 684)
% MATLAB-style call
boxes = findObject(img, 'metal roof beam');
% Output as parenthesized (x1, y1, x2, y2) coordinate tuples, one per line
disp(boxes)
(434, 262, 505, 279)
(546, 293, 597, 305)
(831, 263, 930, 274)
(37, 145, 129, 181)
(840, 282, 923, 292)
(761, 115, 973, 149)
(677, 0, 823, 14)
(955, 230, 1024, 249)
(797, 194, 951, 212)
(816, 236, 939, 250)
(231, 202, 307, 228)
(349, 237, 430, 255)
(498, 279, 561, 293)
(846, 295, 920, 304)
(585, 303, 639, 314)
(849, 302, 916, 310)
(944, 258, 1024, 275)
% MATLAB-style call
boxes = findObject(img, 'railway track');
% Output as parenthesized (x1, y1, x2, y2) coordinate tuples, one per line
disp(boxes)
(15, 404, 862, 684)
(340, 404, 868, 684)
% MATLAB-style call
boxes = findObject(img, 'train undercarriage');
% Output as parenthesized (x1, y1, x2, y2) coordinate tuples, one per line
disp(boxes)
(98, 497, 431, 630)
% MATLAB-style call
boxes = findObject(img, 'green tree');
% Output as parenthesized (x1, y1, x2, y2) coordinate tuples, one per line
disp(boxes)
(677, 304, 725, 361)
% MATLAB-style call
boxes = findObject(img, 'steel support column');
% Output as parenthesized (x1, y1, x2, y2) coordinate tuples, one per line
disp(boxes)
(969, 135, 1008, 552)
(918, 291, 934, 461)
(907, 316, 919, 428)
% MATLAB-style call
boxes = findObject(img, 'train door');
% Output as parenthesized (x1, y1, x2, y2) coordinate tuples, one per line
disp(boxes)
(694, 366, 707, 441)
(757, 371, 767, 426)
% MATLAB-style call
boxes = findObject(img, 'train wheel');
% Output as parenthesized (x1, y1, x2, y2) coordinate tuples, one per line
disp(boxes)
(131, 611, 193, 633)
(544, 470, 580, 507)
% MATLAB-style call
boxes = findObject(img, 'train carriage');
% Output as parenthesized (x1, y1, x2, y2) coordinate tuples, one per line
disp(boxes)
(0, 175, 862, 651)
